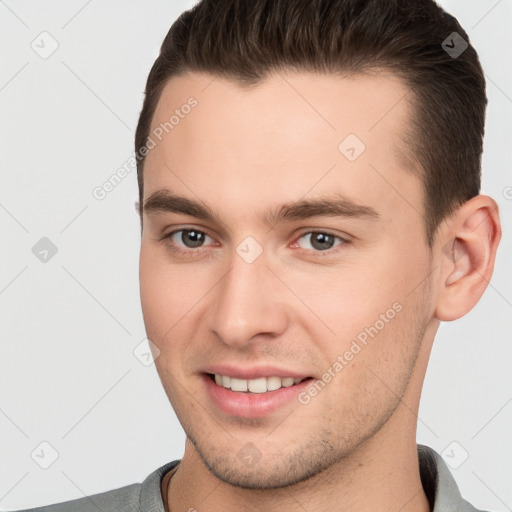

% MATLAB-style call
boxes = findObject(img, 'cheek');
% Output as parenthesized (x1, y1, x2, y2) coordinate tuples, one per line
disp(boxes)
(284, 248, 426, 363)
(283, 261, 399, 329)
(139, 246, 181, 340)
(139, 246, 218, 351)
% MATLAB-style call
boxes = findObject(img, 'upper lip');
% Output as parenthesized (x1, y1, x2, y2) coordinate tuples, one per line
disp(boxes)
(202, 364, 312, 380)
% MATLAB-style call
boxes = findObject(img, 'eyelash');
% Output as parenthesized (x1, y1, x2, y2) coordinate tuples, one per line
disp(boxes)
(161, 228, 348, 259)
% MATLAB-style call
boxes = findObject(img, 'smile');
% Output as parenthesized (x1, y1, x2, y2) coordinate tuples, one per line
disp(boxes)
(211, 374, 306, 393)
(204, 373, 314, 419)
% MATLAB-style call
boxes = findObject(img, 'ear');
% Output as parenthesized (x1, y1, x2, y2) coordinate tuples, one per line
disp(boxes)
(435, 195, 501, 321)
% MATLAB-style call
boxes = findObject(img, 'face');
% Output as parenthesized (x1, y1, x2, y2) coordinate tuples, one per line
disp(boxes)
(139, 70, 437, 489)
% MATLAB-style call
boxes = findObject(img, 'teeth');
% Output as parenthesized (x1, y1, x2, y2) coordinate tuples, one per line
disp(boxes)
(230, 377, 248, 392)
(213, 374, 305, 393)
(248, 377, 267, 393)
(266, 376, 282, 391)
(281, 377, 294, 387)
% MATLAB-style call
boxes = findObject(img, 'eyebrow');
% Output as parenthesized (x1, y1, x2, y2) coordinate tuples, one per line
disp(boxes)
(142, 189, 380, 226)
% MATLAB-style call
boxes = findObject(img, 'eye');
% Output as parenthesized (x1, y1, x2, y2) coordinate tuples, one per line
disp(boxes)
(293, 231, 346, 255)
(164, 228, 216, 254)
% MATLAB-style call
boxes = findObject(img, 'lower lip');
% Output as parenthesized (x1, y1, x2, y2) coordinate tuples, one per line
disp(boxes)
(203, 374, 312, 419)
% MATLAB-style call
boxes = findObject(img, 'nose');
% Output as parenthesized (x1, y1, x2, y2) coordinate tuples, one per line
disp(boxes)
(209, 247, 289, 348)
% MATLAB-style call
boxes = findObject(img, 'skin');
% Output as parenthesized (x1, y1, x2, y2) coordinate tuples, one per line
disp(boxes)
(138, 70, 501, 512)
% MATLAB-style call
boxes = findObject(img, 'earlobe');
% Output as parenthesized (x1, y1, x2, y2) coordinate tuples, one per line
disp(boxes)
(435, 196, 501, 322)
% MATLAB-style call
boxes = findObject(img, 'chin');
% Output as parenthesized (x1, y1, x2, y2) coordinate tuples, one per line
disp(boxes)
(186, 425, 363, 490)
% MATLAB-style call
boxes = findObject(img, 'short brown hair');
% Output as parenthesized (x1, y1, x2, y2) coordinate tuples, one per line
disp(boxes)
(135, 0, 487, 246)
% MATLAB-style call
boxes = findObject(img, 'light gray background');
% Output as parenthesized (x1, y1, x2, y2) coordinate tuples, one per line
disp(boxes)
(0, 1, 510, 510)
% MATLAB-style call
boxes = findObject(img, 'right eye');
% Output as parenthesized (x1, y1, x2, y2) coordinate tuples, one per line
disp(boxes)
(163, 228, 218, 256)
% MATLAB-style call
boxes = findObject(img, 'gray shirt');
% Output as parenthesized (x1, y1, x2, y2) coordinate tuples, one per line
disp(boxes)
(11, 444, 490, 511)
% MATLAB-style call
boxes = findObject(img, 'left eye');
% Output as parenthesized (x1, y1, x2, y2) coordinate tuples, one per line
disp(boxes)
(295, 231, 344, 252)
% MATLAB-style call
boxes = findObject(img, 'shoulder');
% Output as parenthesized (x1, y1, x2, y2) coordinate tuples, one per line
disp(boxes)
(12, 483, 142, 512)
(8, 460, 180, 512)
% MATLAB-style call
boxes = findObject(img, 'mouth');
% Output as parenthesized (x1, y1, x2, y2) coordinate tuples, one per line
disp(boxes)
(203, 372, 315, 419)
(208, 373, 313, 393)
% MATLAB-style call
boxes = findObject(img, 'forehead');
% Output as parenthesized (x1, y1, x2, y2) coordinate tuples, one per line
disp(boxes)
(143, 70, 421, 228)
(149, 69, 411, 152)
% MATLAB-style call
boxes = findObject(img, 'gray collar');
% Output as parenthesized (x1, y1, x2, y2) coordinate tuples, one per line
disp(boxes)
(418, 444, 485, 512)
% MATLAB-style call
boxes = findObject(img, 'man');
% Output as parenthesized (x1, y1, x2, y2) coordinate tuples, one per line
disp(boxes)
(16, 0, 501, 511)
